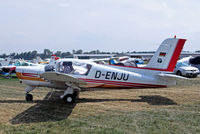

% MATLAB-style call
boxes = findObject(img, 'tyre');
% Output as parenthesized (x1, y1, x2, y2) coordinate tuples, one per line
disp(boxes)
(176, 71, 182, 76)
(26, 94, 33, 101)
(192, 74, 197, 78)
(72, 91, 78, 98)
(64, 94, 74, 103)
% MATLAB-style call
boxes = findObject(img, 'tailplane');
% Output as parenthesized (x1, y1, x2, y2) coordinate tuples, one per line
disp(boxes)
(146, 37, 186, 72)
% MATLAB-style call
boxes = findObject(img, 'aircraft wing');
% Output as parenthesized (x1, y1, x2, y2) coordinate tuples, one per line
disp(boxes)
(40, 72, 86, 87)
(91, 57, 119, 63)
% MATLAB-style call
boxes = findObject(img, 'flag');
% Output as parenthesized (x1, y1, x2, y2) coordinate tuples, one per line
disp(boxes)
(159, 52, 166, 57)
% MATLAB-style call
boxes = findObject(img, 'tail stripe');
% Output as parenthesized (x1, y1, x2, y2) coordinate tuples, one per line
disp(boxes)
(167, 39, 186, 71)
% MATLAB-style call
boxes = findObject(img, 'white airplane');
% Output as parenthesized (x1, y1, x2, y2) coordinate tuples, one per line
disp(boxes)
(2, 55, 59, 75)
(178, 56, 200, 71)
(15, 37, 186, 103)
(178, 56, 193, 65)
(0, 57, 12, 70)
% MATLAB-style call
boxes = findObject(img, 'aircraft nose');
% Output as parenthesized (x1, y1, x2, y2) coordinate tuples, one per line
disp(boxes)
(15, 66, 44, 74)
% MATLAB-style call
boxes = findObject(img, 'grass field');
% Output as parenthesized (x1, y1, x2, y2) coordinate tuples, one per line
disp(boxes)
(0, 76, 199, 134)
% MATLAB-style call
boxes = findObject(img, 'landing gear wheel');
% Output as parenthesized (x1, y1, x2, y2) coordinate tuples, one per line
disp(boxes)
(64, 94, 75, 103)
(26, 94, 33, 101)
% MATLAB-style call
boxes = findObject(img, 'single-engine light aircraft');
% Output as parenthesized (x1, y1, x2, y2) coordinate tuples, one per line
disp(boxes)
(15, 37, 186, 103)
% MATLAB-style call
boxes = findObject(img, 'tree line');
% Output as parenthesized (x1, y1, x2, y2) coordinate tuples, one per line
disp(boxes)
(0, 49, 120, 60)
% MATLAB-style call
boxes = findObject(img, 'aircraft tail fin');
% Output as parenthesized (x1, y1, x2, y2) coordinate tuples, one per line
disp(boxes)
(145, 38, 186, 72)
(49, 55, 59, 66)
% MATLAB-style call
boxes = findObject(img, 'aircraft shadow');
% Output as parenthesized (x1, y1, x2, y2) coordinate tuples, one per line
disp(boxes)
(9, 91, 76, 124)
(77, 95, 177, 105)
(0, 91, 177, 124)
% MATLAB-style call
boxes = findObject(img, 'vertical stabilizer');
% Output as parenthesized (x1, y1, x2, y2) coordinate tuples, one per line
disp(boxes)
(49, 55, 60, 67)
(146, 38, 186, 72)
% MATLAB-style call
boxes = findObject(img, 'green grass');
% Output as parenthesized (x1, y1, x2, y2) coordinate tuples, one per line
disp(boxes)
(0, 103, 199, 134)
(0, 77, 199, 134)
(0, 76, 19, 82)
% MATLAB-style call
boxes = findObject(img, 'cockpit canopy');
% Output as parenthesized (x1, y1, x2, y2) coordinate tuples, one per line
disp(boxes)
(45, 59, 92, 75)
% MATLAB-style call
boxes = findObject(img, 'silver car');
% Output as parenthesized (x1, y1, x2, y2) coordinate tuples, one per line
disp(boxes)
(174, 62, 199, 78)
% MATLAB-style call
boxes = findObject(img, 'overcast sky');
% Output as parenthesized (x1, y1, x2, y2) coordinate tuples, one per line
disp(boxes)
(0, 0, 200, 54)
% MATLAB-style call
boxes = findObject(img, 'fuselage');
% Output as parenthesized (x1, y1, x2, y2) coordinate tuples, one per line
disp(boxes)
(15, 59, 173, 90)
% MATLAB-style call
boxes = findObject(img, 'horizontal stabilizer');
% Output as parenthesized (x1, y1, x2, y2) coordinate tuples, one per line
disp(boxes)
(157, 73, 190, 86)
(158, 73, 188, 80)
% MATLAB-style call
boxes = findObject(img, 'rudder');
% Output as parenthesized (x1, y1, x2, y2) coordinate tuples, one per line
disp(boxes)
(146, 38, 186, 72)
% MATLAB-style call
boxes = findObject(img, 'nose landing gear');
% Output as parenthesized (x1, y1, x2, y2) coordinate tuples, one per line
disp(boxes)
(26, 93, 33, 101)
(25, 86, 35, 102)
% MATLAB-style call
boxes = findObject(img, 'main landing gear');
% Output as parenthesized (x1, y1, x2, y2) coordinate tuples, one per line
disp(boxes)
(24, 86, 79, 103)
(60, 87, 79, 103)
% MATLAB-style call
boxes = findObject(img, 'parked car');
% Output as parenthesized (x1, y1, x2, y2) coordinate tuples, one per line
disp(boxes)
(174, 62, 199, 78)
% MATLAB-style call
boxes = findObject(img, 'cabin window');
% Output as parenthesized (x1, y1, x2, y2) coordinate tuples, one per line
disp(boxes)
(61, 62, 74, 74)
(58, 61, 92, 75)
(72, 62, 92, 75)
(85, 64, 92, 75)
(21, 62, 29, 66)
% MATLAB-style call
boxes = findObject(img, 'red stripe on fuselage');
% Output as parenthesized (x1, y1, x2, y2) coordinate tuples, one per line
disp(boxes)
(80, 78, 166, 88)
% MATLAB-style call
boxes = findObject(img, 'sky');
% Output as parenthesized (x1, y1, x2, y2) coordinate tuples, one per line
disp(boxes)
(0, 0, 200, 54)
